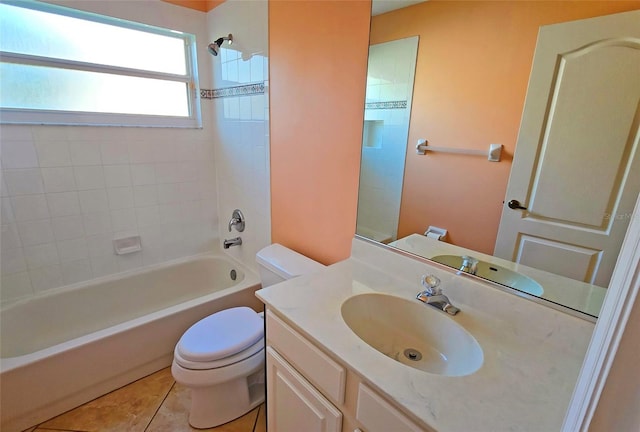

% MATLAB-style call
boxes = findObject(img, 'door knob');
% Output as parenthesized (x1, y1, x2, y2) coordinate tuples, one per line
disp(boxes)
(507, 199, 527, 210)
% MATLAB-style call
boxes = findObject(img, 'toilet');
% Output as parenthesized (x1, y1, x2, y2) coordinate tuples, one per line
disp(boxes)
(171, 244, 325, 428)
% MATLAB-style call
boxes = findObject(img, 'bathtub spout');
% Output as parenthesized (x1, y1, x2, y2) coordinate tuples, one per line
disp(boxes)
(224, 237, 242, 249)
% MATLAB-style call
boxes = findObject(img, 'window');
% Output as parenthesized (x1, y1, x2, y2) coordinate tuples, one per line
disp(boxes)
(0, 0, 202, 127)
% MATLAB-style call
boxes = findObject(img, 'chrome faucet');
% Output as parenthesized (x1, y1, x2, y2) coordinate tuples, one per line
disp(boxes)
(223, 237, 242, 249)
(458, 255, 478, 275)
(416, 274, 460, 315)
(228, 209, 245, 232)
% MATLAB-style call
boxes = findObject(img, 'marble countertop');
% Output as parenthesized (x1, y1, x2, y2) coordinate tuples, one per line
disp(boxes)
(390, 234, 606, 318)
(255, 239, 595, 432)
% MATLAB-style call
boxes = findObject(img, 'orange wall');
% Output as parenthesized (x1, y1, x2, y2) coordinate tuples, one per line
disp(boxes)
(161, 0, 224, 12)
(371, 1, 640, 254)
(269, 0, 371, 264)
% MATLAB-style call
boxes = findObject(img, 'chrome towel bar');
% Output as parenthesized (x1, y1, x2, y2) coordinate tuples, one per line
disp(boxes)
(416, 139, 502, 162)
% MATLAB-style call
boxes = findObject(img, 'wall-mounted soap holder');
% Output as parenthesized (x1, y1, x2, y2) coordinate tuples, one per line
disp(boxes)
(113, 236, 142, 255)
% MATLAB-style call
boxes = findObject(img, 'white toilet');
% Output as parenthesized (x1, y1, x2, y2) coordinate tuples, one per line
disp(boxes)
(171, 244, 324, 428)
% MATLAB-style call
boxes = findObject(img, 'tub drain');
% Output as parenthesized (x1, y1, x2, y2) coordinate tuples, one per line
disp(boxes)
(230, 269, 237, 281)
(403, 348, 422, 361)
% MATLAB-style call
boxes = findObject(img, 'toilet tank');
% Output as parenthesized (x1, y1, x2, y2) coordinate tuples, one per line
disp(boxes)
(256, 244, 325, 287)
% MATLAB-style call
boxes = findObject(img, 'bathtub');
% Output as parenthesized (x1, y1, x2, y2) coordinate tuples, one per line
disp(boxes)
(0, 254, 262, 432)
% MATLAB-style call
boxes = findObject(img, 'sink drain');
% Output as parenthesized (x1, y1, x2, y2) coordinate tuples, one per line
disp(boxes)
(403, 348, 422, 361)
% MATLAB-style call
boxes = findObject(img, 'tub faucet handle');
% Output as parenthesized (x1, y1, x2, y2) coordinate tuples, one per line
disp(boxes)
(228, 209, 245, 232)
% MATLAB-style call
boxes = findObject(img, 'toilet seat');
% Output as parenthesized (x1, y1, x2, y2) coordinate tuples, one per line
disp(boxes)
(174, 307, 264, 370)
(175, 338, 264, 370)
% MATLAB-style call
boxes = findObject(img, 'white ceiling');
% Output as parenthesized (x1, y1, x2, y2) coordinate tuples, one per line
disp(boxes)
(371, 0, 427, 16)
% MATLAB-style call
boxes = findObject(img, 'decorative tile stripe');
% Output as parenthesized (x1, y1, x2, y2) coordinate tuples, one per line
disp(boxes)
(200, 89, 215, 99)
(365, 100, 407, 110)
(200, 82, 265, 99)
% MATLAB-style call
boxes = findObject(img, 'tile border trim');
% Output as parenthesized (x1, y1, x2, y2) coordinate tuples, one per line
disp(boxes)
(200, 82, 265, 100)
(365, 100, 408, 110)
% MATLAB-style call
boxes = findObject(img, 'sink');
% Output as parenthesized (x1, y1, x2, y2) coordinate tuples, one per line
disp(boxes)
(341, 293, 483, 376)
(431, 255, 544, 296)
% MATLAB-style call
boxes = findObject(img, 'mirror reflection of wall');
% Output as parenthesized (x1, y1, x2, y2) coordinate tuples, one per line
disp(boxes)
(366, 0, 639, 258)
(357, 1, 640, 318)
(356, 36, 418, 244)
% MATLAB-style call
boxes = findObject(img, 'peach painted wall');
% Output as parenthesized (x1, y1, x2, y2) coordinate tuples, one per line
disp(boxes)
(269, 0, 371, 265)
(371, 1, 640, 254)
(161, 0, 224, 13)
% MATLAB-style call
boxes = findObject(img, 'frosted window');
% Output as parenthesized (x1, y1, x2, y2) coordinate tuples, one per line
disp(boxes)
(0, 1, 201, 127)
(0, 4, 186, 75)
(1, 63, 189, 117)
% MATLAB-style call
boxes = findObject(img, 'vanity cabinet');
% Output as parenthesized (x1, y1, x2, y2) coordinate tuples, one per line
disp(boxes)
(266, 347, 342, 431)
(265, 309, 428, 432)
(355, 383, 425, 432)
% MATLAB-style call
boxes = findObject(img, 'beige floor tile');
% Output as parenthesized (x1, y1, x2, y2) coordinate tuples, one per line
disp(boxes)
(253, 404, 266, 432)
(38, 367, 174, 432)
(33, 429, 76, 432)
(146, 382, 260, 432)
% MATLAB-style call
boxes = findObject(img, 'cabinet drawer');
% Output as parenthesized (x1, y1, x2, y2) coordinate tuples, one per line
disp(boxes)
(356, 384, 424, 432)
(266, 310, 346, 403)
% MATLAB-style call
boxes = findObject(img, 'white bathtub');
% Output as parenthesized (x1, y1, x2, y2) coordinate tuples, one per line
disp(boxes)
(0, 254, 262, 432)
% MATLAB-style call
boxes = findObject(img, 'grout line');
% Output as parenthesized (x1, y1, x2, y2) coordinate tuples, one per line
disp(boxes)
(143, 380, 177, 432)
(35, 428, 91, 432)
(251, 405, 262, 432)
(251, 406, 259, 432)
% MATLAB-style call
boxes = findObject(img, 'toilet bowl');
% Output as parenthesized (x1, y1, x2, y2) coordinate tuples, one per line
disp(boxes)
(171, 244, 325, 428)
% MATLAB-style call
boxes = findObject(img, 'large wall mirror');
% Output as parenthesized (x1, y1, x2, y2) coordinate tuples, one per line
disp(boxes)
(356, 1, 640, 319)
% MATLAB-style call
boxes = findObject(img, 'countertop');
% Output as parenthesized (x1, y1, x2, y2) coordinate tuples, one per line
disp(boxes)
(391, 234, 606, 318)
(255, 239, 595, 432)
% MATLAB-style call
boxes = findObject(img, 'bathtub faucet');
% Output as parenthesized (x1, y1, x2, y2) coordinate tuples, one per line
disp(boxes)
(223, 237, 242, 249)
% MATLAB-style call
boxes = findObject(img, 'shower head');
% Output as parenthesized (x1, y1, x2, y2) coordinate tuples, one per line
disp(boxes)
(207, 33, 233, 56)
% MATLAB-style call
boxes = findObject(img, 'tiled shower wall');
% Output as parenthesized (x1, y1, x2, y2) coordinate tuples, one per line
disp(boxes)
(0, 1, 237, 305)
(0, 126, 218, 303)
(357, 37, 418, 242)
(207, 0, 270, 271)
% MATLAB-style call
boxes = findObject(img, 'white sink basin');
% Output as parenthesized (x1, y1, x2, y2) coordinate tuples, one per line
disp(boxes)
(341, 293, 483, 376)
(431, 255, 544, 296)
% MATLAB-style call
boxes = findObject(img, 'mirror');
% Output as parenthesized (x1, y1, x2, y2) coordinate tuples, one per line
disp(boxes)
(357, 1, 640, 319)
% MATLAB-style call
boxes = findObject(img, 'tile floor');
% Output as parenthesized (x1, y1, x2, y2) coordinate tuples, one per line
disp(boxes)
(24, 367, 266, 432)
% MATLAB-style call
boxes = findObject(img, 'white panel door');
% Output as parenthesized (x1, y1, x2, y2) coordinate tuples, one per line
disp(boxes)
(495, 10, 640, 288)
(266, 347, 342, 432)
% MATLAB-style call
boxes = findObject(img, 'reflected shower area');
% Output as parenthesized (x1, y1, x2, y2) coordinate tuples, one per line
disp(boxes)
(356, 36, 418, 244)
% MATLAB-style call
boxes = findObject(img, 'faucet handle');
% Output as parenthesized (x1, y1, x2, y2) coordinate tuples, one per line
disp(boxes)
(421, 274, 441, 295)
(228, 209, 245, 232)
(459, 255, 479, 274)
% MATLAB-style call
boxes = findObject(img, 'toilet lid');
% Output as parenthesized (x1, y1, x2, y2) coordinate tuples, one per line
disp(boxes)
(176, 307, 264, 362)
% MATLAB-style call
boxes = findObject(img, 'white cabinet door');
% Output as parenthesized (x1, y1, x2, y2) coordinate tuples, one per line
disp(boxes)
(356, 384, 426, 432)
(266, 347, 342, 432)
